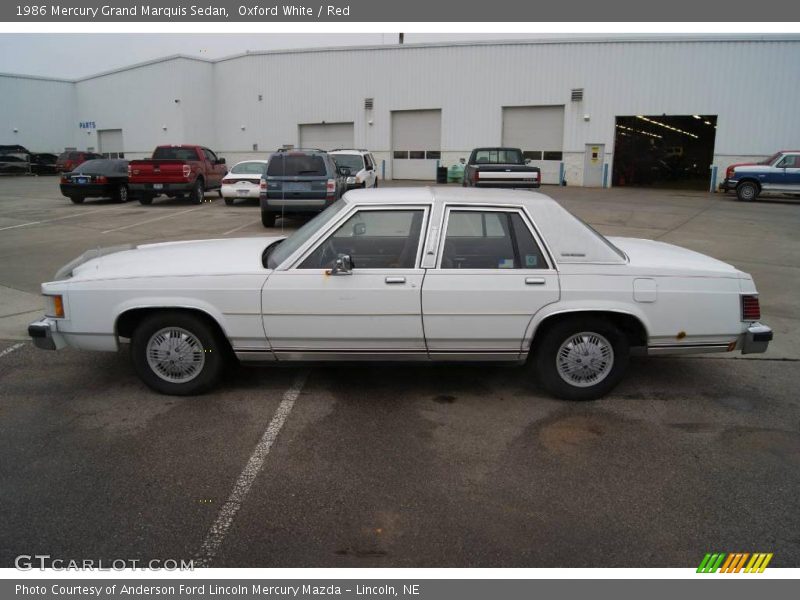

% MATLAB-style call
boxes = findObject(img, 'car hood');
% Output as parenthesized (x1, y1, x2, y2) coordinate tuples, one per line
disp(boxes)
(607, 237, 743, 277)
(63, 237, 284, 282)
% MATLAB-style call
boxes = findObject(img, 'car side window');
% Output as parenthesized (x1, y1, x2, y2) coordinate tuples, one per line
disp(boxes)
(441, 210, 547, 269)
(364, 154, 373, 170)
(299, 209, 425, 270)
(777, 155, 799, 168)
(204, 148, 217, 163)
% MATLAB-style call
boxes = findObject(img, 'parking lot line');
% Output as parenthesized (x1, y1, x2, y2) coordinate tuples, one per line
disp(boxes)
(0, 207, 122, 232)
(0, 343, 24, 358)
(222, 219, 260, 235)
(101, 206, 209, 234)
(195, 371, 308, 567)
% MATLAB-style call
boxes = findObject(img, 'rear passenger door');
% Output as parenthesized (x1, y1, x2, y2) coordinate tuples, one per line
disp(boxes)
(422, 206, 560, 359)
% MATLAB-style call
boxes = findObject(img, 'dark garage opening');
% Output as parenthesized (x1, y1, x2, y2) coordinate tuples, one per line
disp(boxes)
(612, 115, 717, 190)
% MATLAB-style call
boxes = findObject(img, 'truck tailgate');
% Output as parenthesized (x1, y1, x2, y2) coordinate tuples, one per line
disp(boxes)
(129, 160, 191, 183)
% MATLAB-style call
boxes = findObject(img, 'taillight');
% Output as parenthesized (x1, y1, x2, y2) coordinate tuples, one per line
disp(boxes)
(326, 179, 336, 197)
(259, 179, 266, 192)
(60, 175, 68, 183)
(222, 178, 233, 185)
(127, 165, 132, 177)
(742, 295, 761, 321)
(182, 164, 191, 178)
(472, 169, 479, 183)
(95, 176, 108, 184)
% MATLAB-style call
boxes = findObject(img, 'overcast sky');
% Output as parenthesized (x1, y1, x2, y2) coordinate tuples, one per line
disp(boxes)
(0, 32, 622, 79)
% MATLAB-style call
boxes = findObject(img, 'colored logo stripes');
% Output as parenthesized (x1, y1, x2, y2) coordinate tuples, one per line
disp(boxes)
(697, 552, 773, 573)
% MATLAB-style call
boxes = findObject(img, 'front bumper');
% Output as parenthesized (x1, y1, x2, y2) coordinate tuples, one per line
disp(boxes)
(741, 322, 773, 354)
(719, 179, 737, 192)
(28, 318, 67, 351)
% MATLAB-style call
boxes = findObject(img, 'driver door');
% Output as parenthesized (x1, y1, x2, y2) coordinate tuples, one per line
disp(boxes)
(261, 206, 429, 359)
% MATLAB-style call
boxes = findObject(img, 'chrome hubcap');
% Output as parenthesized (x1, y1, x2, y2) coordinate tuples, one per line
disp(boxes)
(146, 327, 205, 383)
(556, 332, 614, 387)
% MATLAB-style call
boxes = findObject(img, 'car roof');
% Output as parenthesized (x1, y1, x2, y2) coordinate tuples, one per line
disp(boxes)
(232, 159, 269, 165)
(342, 187, 626, 264)
(330, 149, 368, 155)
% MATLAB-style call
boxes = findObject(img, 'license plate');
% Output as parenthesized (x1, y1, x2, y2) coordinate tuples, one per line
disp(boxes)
(152, 183, 163, 190)
(285, 182, 310, 192)
(76, 177, 88, 184)
(237, 189, 250, 195)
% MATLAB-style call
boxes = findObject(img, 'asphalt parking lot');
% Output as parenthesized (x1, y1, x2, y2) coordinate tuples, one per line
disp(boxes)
(1, 176, 799, 568)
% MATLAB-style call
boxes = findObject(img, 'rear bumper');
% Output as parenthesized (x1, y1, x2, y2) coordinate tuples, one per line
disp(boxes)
(261, 196, 332, 213)
(129, 182, 192, 194)
(60, 183, 114, 198)
(28, 318, 66, 351)
(741, 322, 773, 354)
(475, 181, 541, 189)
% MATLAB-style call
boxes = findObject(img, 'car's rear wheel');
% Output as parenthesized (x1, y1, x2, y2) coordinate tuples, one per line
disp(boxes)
(224, 197, 234, 206)
(115, 184, 129, 203)
(736, 181, 759, 202)
(261, 210, 276, 227)
(131, 311, 225, 396)
(532, 316, 629, 401)
(190, 179, 204, 204)
(139, 195, 154, 205)
(69, 196, 84, 204)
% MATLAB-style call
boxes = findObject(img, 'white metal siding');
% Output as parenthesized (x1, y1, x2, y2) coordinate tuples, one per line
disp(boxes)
(0, 75, 75, 153)
(298, 122, 354, 150)
(502, 106, 564, 152)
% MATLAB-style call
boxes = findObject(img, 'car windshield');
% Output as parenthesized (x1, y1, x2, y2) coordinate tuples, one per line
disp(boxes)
(267, 154, 327, 177)
(472, 149, 524, 164)
(266, 199, 348, 269)
(332, 155, 364, 171)
(230, 162, 267, 175)
(759, 152, 782, 165)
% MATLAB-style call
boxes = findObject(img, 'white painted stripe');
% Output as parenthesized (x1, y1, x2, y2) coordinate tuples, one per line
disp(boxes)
(195, 371, 308, 567)
(101, 206, 206, 234)
(222, 219, 260, 236)
(0, 207, 120, 232)
(0, 343, 25, 358)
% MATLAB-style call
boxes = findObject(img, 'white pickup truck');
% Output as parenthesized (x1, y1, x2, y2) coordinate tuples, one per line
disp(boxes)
(28, 188, 772, 401)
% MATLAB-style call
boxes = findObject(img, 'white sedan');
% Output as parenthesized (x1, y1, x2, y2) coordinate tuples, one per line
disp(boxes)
(28, 188, 772, 400)
(220, 160, 268, 205)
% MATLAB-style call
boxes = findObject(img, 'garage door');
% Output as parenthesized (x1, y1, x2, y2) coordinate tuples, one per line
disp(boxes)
(298, 122, 354, 151)
(392, 109, 441, 180)
(502, 106, 564, 184)
(98, 129, 124, 158)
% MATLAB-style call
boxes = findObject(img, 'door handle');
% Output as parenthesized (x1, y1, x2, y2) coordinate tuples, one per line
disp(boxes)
(385, 276, 406, 284)
(525, 277, 546, 285)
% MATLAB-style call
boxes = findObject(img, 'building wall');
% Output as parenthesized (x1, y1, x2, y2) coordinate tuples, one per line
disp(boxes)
(3, 37, 799, 186)
(0, 74, 75, 153)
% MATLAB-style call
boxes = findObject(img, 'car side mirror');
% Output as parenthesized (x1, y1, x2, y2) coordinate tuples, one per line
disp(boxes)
(459, 158, 466, 164)
(353, 222, 366, 236)
(338, 166, 351, 177)
(329, 253, 353, 276)
(525, 158, 531, 164)
(216, 158, 226, 165)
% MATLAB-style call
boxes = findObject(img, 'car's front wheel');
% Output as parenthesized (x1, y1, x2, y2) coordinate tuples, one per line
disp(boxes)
(532, 317, 629, 401)
(736, 181, 759, 202)
(131, 311, 225, 395)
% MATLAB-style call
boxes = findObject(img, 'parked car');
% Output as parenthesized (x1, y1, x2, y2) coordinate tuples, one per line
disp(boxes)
(720, 150, 800, 201)
(59, 159, 130, 204)
(221, 160, 269, 205)
(0, 154, 30, 175)
(128, 145, 228, 205)
(30, 153, 59, 175)
(330, 149, 379, 189)
(259, 149, 349, 227)
(463, 147, 541, 189)
(28, 187, 772, 400)
(56, 151, 103, 173)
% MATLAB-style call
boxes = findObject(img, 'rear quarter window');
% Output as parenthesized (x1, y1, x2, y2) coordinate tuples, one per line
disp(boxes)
(152, 147, 200, 161)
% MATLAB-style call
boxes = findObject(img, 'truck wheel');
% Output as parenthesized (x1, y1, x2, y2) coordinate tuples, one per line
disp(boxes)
(190, 180, 205, 204)
(131, 311, 225, 396)
(736, 181, 759, 202)
(69, 196, 84, 204)
(139, 195, 153, 205)
(532, 316, 629, 401)
(115, 184, 129, 203)
(261, 210, 276, 228)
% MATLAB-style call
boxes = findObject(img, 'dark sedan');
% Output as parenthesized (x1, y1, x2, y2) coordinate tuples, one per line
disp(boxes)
(60, 159, 130, 204)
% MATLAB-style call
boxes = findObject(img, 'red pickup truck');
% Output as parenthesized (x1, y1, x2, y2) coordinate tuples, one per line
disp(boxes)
(128, 145, 228, 205)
